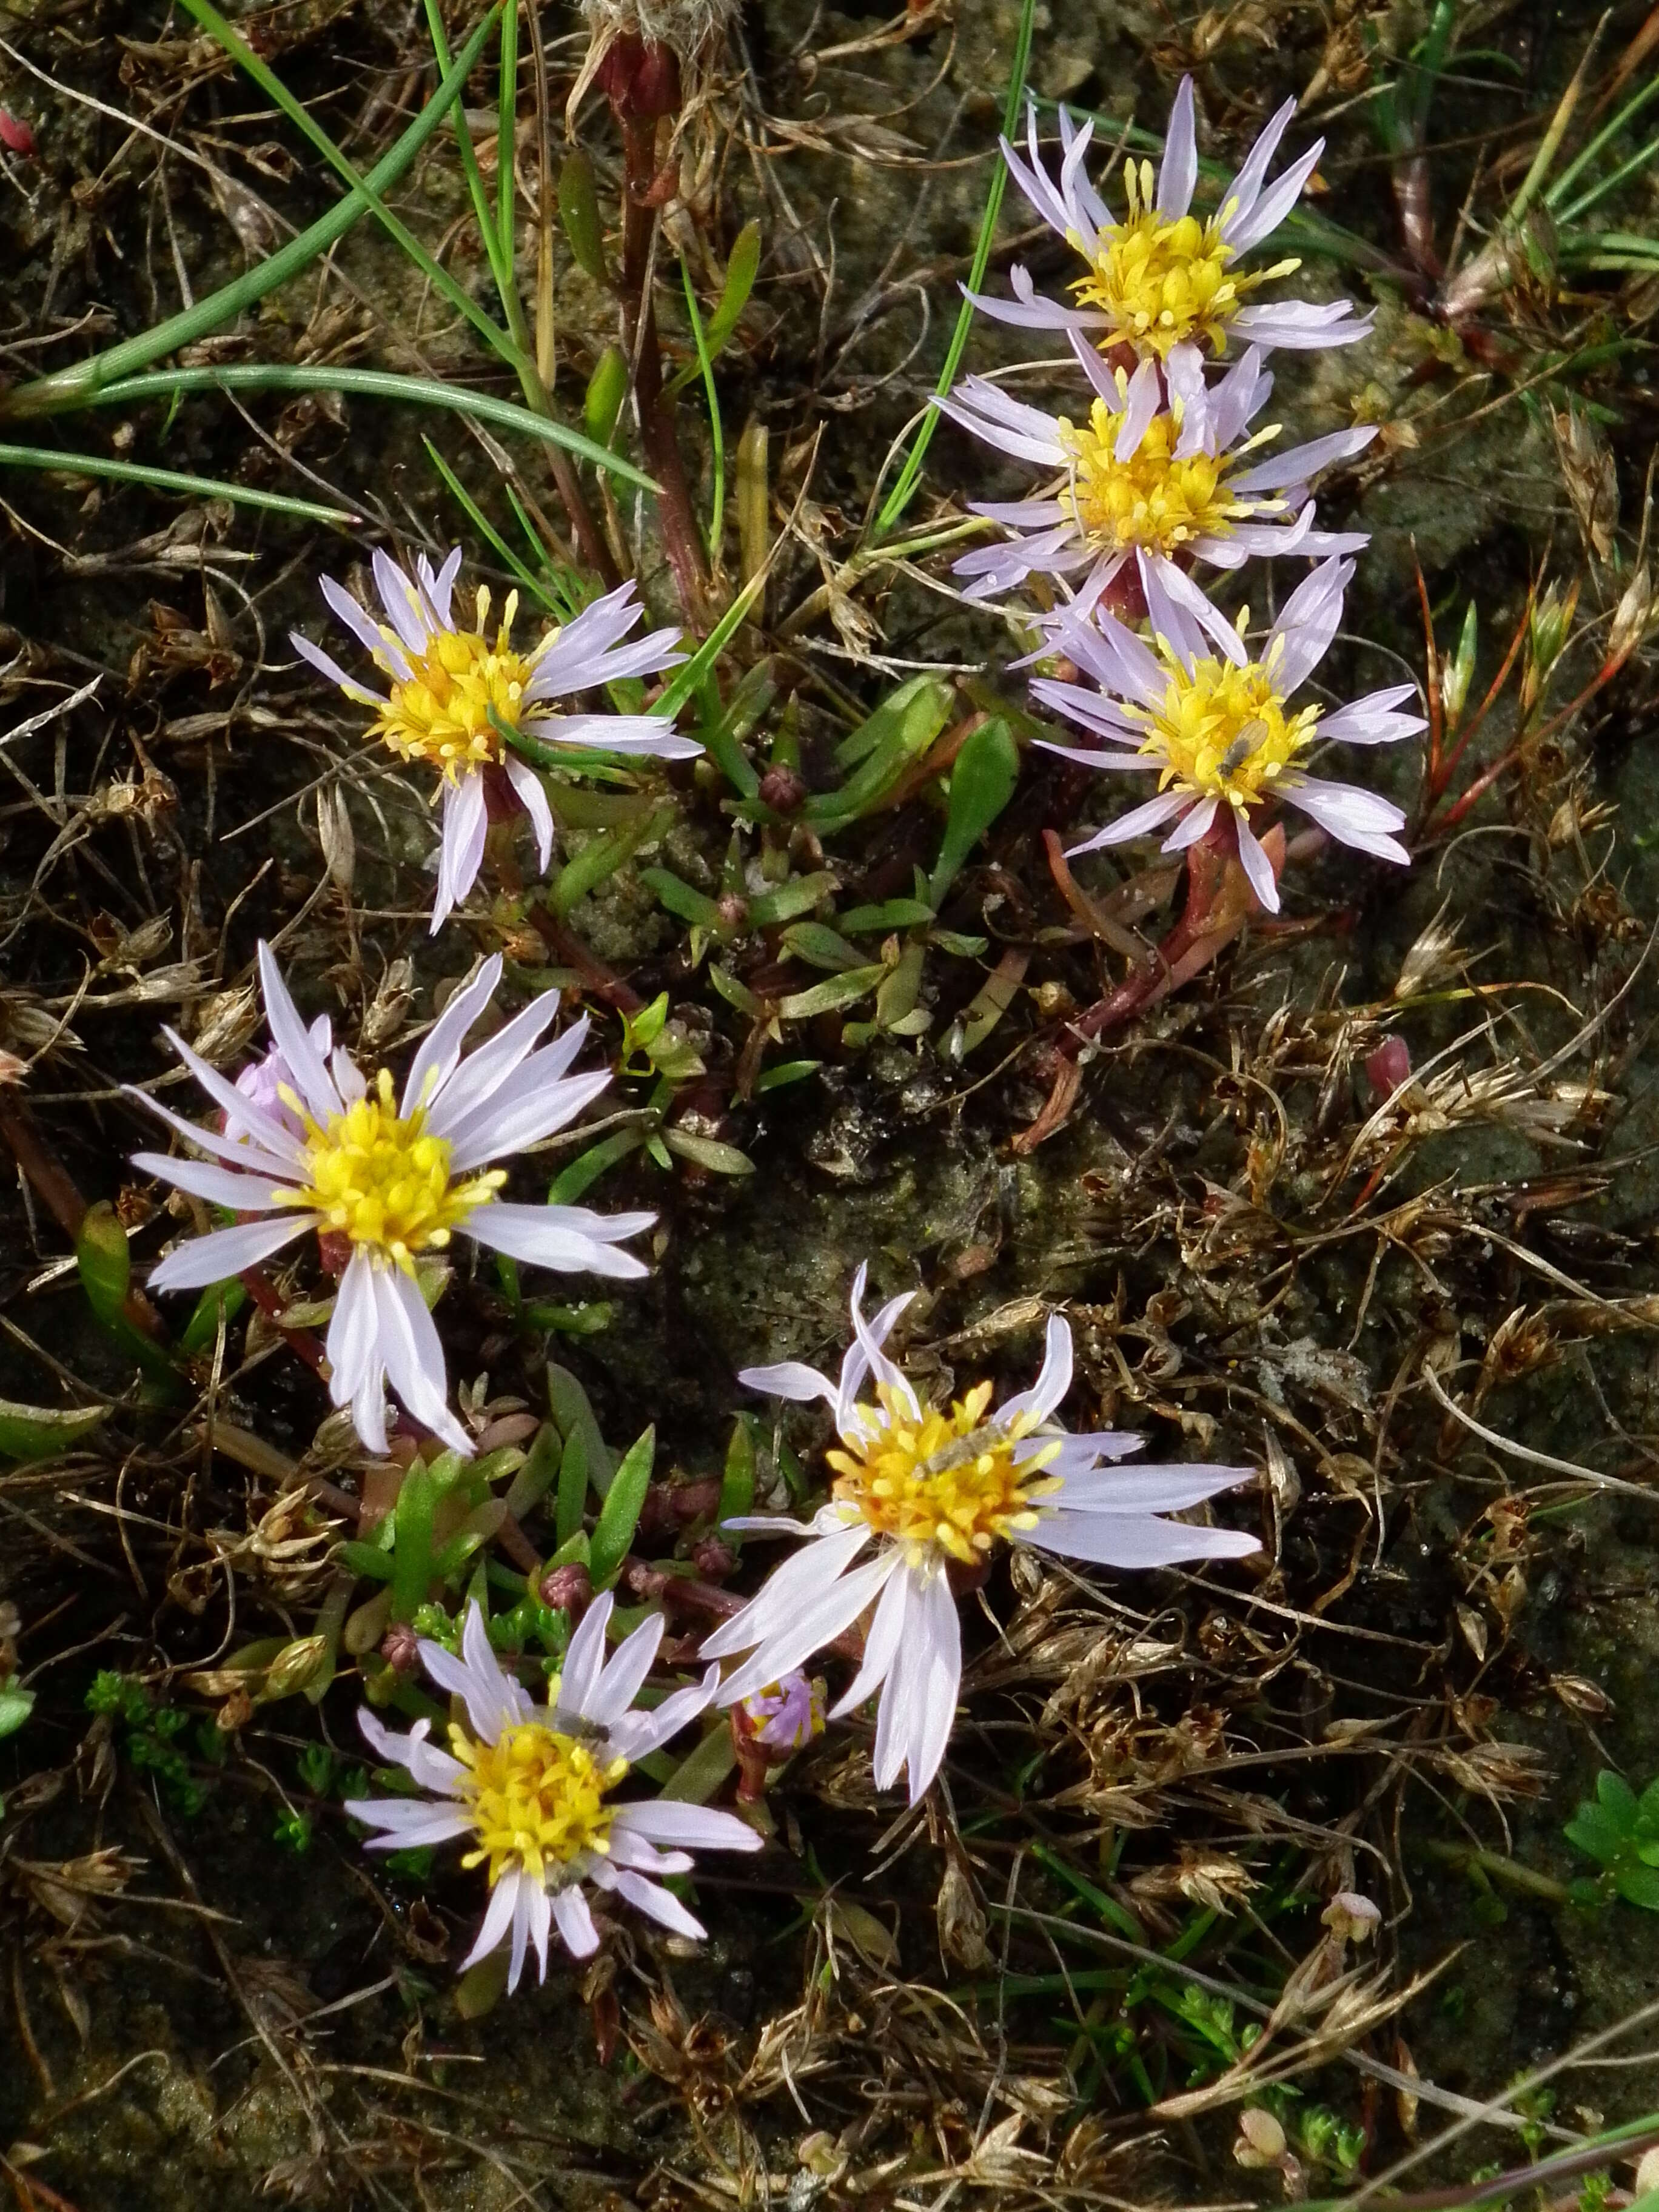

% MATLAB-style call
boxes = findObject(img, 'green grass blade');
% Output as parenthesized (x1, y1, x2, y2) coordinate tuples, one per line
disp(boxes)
(651, 571, 763, 723)
(0, 443, 358, 524)
(1545, 69, 1659, 213)
(172, 0, 525, 377)
(680, 256, 725, 561)
(1555, 127, 1659, 224)
(424, 437, 560, 609)
(2, 5, 502, 420)
(497, 0, 519, 283)
(422, 0, 515, 315)
(870, 0, 1036, 540)
(74, 365, 659, 490)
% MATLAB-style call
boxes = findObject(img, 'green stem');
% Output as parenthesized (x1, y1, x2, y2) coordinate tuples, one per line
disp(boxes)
(1, 7, 502, 419)
(0, 443, 357, 523)
(41, 365, 657, 488)
(869, 0, 1037, 541)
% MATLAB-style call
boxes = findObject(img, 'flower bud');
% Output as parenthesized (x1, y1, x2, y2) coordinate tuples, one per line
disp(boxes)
(758, 764, 806, 814)
(380, 1623, 421, 1675)
(539, 1563, 592, 1616)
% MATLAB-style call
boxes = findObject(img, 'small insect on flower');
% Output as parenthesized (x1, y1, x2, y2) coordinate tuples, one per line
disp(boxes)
(290, 549, 695, 932)
(1033, 552, 1424, 913)
(969, 81, 1372, 376)
(129, 945, 654, 1456)
(702, 1267, 1257, 1805)
(939, 337, 1372, 611)
(346, 1600, 762, 1989)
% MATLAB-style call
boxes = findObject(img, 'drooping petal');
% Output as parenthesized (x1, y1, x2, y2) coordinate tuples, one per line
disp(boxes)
(463, 1201, 652, 1278)
(551, 1885, 600, 1957)
(503, 754, 556, 871)
(148, 1212, 311, 1292)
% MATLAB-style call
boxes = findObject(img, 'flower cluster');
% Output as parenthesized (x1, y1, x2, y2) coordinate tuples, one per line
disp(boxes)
(943, 81, 1423, 911)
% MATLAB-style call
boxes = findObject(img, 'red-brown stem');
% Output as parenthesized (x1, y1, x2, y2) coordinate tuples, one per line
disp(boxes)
(529, 904, 645, 1013)
(237, 1266, 329, 1378)
(546, 444, 623, 592)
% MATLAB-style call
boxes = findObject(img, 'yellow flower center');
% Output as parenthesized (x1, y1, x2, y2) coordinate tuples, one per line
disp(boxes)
(372, 587, 548, 782)
(828, 1380, 1061, 1567)
(281, 1068, 504, 1271)
(1126, 638, 1321, 811)
(451, 1717, 628, 1888)
(1057, 392, 1275, 558)
(1069, 159, 1299, 360)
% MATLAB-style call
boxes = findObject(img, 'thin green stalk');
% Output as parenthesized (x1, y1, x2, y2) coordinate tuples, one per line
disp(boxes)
(680, 257, 725, 562)
(869, 0, 1036, 540)
(1, 7, 501, 420)
(1544, 65, 1659, 212)
(59, 365, 658, 488)
(422, 0, 517, 323)
(0, 444, 357, 524)
(172, 0, 526, 377)
(424, 437, 560, 611)
(497, 0, 520, 282)
(1508, 17, 1606, 225)
(1555, 127, 1659, 223)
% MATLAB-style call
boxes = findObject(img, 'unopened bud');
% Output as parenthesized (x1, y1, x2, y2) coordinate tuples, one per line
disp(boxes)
(539, 1563, 592, 1616)
(624, 1560, 669, 1600)
(716, 893, 749, 931)
(691, 1537, 734, 1579)
(1365, 1035, 1412, 1097)
(380, 1623, 421, 1675)
(1322, 1889, 1381, 1944)
(1233, 2108, 1287, 2168)
(1609, 562, 1654, 666)
(757, 765, 806, 814)
(263, 1634, 327, 1700)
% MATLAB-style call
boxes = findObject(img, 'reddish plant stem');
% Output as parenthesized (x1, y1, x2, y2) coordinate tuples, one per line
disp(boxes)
(0, 1096, 168, 1342)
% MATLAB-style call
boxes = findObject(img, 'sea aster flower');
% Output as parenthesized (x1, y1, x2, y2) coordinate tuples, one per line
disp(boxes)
(741, 1671, 826, 1753)
(940, 338, 1372, 610)
(129, 944, 653, 1456)
(702, 1267, 1256, 1804)
(969, 82, 1372, 375)
(1033, 552, 1423, 911)
(345, 1598, 762, 1988)
(290, 549, 695, 931)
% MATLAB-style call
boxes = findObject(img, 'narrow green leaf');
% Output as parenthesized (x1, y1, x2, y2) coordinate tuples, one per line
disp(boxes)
(839, 897, 935, 933)
(662, 1128, 755, 1175)
(641, 866, 725, 928)
(928, 717, 1019, 904)
(545, 1361, 618, 1491)
(76, 1202, 130, 1329)
(503, 1420, 563, 1519)
(559, 149, 609, 284)
(0, 1398, 107, 1464)
(777, 964, 886, 1019)
(589, 1426, 655, 1587)
(658, 1720, 740, 1803)
(718, 1415, 756, 1526)
(555, 1427, 589, 1547)
(651, 572, 763, 724)
(547, 1127, 645, 1204)
(390, 1464, 437, 1623)
(745, 870, 837, 927)
(76, 365, 654, 489)
(0, 443, 357, 525)
(585, 345, 629, 448)
(339, 1540, 398, 1583)
(179, 1279, 249, 1358)
(5, 6, 504, 418)
(548, 805, 672, 918)
(779, 920, 866, 971)
(752, 1058, 820, 1092)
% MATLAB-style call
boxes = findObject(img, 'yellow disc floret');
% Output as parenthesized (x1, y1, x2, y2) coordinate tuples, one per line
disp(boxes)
(1057, 388, 1274, 559)
(372, 586, 549, 782)
(828, 1380, 1061, 1567)
(1127, 636, 1320, 811)
(283, 1068, 504, 1270)
(1070, 159, 1299, 360)
(451, 1718, 628, 1888)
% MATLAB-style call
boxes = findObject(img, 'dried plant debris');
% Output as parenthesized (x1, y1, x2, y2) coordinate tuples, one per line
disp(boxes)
(3, 1, 1659, 2208)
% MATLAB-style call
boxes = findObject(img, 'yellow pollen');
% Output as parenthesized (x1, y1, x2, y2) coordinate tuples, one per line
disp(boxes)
(828, 1379, 1061, 1567)
(450, 1718, 628, 1888)
(1056, 392, 1274, 558)
(372, 588, 551, 782)
(280, 1067, 504, 1272)
(1067, 166, 1302, 361)
(1125, 640, 1321, 811)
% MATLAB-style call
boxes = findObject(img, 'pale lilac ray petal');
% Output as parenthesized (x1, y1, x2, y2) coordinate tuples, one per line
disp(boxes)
(701, 1523, 875, 1659)
(462, 1202, 652, 1278)
(527, 714, 702, 759)
(357, 1710, 465, 1792)
(126, 1093, 298, 1178)
(999, 1315, 1074, 1424)
(149, 1213, 310, 1292)
(350, 1802, 474, 1848)
(1158, 76, 1198, 217)
(440, 1067, 612, 1170)
(376, 1266, 472, 1456)
(1065, 791, 1189, 853)
(432, 772, 488, 936)
(321, 574, 412, 681)
(1047, 1461, 1256, 1513)
(400, 953, 504, 1116)
(371, 548, 432, 654)
(1230, 426, 1376, 493)
(558, 1590, 614, 1718)
(551, 1884, 601, 1957)
(153, 1029, 311, 1165)
(608, 1666, 719, 1758)
(504, 754, 556, 871)
(713, 1555, 894, 1703)
(612, 1802, 764, 1852)
(1234, 814, 1281, 911)
(903, 1571, 963, 1803)
(1223, 96, 1296, 229)
(735, 1359, 839, 1406)
(828, 1557, 910, 1718)
(289, 630, 382, 704)
(129, 1151, 290, 1212)
(1027, 1515, 1259, 1567)
(527, 1880, 552, 1983)
(1163, 795, 1220, 851)
(609, 1869, 706, 1940)
(1226, 139, 1322, 254)
(256, 944, 343, 1123)
(586, 1612, 665, 1724)
(460, 1871, 521, 1972)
